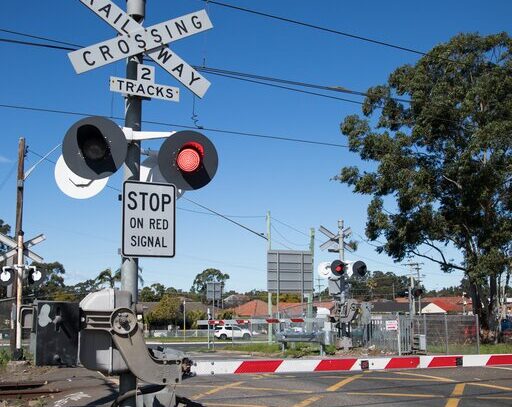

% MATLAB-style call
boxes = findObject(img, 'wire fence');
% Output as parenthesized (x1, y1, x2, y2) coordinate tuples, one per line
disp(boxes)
(363, 314, 480, 355)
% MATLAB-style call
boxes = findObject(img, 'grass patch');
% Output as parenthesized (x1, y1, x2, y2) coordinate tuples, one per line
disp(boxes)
(221, 343, 281, 353)
(428, 342, 512, 355)
(146, 336, 210, 343)
(479, 343, 512, 354)
(0, 348, 10, 367)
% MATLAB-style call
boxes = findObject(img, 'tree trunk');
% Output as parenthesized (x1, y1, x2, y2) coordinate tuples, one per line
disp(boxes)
(488, 274, 498, 342)
(469, 279, 488, 331)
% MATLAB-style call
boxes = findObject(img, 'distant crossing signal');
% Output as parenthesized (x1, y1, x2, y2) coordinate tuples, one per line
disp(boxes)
(412, 288, 424, 298)
(330, 260, 345, 277)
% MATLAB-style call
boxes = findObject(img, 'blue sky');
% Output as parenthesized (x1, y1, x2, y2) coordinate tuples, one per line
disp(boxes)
(1, 0, 509, 295)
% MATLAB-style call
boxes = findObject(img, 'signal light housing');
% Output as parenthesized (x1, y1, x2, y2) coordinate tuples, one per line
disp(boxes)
(0, 266, 15, 286)
(62, 116, 127, 180)
(158, 130, 218, 190)
(412, 288, 424, 298)
(27, 266, 45, 285)
(330, 260, 345, 277)
(347, 260, 367, 278)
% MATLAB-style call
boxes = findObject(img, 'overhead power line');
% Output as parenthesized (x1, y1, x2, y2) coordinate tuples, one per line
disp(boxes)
(0, 31, 411, 105)
(199, 0, 430, 57)
(26, 147, 268, 241)
(204, 70, 365, 105)
(271, 217, 310, 238)
(0, 103, 349, 148)
(270, 224, 309, 248)
(0, 32, 473, 129)
(0, 28, 81, 48)
(182, 197, 268, 241)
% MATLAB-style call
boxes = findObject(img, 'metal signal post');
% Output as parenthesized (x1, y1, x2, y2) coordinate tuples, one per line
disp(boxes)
(119, 2, 144, 405)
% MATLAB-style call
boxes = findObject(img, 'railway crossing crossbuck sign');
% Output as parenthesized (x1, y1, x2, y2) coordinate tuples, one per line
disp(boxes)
(68, 0, 213, 97)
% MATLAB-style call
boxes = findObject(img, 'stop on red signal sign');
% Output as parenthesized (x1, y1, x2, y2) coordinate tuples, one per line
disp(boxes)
(122, 180, 176, 258)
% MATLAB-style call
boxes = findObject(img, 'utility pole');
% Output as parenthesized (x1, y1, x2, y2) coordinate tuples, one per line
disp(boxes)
(405, 262, 423, 315)
(315, 277, 324, 301)
(119, 1, 145, 404)
(266, 211, 272, 343)
(11, 137, 25, 360)
(337, 219, 347, 338)
(408, 274, 415, 316)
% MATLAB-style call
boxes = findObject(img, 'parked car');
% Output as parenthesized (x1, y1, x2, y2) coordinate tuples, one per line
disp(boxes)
(214, 325, 252, 340)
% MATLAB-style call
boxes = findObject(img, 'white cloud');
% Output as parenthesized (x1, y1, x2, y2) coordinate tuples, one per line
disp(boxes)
(0, 155, 12, 164)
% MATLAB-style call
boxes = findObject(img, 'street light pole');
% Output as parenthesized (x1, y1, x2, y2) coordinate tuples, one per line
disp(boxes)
(183, 300, 186, 340)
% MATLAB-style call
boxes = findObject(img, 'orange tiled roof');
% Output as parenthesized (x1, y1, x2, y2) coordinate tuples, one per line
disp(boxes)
(233, 299, 272, 317)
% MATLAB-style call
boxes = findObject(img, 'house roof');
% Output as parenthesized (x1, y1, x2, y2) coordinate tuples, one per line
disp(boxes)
(371, 301, 412, 314)
(231, 300, 336, 318)
(421, 302, 448, 314)
(427, 298, 462, 313)
(233, 299, 271, 317)
(394, 296, 471, 306)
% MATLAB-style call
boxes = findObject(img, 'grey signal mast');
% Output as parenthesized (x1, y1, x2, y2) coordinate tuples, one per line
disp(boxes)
(63, 1, 216, 405)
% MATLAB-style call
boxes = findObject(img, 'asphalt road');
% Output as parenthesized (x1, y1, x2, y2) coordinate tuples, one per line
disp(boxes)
(175, 365, 512, 407)
(6, 356, 511, 406)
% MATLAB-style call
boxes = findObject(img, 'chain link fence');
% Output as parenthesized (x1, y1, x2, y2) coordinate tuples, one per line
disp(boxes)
(363, 314, 479, 355)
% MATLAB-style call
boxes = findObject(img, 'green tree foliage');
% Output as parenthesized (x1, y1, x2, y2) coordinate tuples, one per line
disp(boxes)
(139, 286, 157, 302)
(27, 261, 66, 299)
(145, 293, 181, 328)
(245, 289, 268, 302)
(190, 268, 230, 295)
(335, 33, 512, 331)
(350, 271, 409, 300)
(69, 278, 99, 301)
(187, 309, 207, 329)
(139, 283, 179, 302)
(95, 268, 120, 288)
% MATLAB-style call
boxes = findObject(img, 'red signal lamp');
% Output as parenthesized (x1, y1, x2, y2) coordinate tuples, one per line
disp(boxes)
(330, 260, 346, 277)
(177, 145, 202, 173)
(158, 131, 218, 191)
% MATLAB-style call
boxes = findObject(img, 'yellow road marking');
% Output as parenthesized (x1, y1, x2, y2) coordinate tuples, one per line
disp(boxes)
(468, 382, 512, 391)
(321, 375, 439, 382)
(445, 383, 465, 407)
(393, 371, 455, 382)
(347, 392, 438, 398)
(326, 374, 364, 392)
(235, 385, 312, 394)
(292, 396, 324, 407)
(252, 373, 278, 380)
(192, 381, 243, 400)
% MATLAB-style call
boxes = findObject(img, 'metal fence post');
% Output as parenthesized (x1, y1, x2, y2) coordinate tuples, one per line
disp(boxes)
(475, 314, 480, 354)
(444, 314, 449, 355)
(397, 316, 402, 356)
(423, 313, 427, 352)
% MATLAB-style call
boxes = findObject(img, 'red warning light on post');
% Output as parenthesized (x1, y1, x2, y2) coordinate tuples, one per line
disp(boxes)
(158, 131, 218, 191)
(177, 144, 202, 173)
(330, 260, 345, 276)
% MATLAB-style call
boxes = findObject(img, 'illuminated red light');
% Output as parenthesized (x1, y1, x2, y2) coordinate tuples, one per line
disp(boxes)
(335, 265, 343, 272)
(177, 147, 201, 172)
